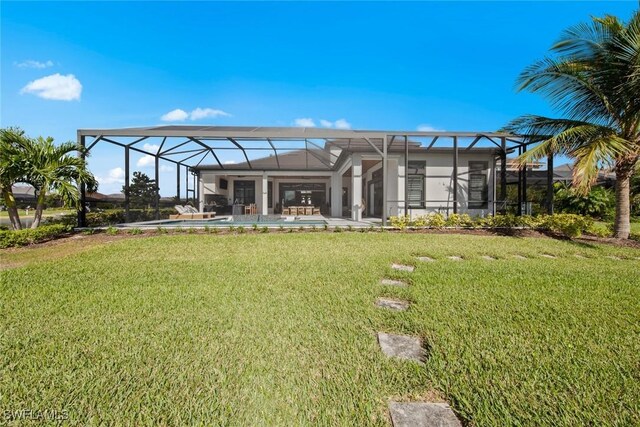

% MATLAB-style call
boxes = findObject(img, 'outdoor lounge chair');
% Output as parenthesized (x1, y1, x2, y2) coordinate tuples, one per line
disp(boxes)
(170, 205, 215, 220)
(282, 207, 290, 215)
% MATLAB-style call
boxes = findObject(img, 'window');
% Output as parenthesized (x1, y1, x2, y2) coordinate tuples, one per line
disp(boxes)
(268, 181, 273, 208)
(407, 161, 425, 208)
(468, 162, 488, 209)
(233, 180, 255, 205)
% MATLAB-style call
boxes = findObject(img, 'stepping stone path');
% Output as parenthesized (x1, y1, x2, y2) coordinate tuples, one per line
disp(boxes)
(381, 278, 409, 288)
(447, 256, 463, 261)
(377, 332, 425, 364)
(540, 254, 556, 259)
(392, 263, 415, 272)
(416, 256, 435, 262)
(389, 402, 462, 427)
(606, 255, 622, 260)
(574, 254, 586, 259)
(375, 297, 409, 311)
(513, 254, 527, 259)
(481, 255, 496, 261)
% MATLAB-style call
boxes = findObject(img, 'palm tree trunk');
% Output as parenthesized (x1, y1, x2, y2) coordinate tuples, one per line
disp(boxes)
(613, 162, 634, 239)
(31, 191, 46, 229)
(2, 187, 22, 230)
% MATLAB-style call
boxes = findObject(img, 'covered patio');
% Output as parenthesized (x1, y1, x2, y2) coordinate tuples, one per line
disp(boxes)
(76, 126, 551, 227)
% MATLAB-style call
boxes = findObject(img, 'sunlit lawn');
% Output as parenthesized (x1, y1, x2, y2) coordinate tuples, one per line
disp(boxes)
(1, 233, 639, 425)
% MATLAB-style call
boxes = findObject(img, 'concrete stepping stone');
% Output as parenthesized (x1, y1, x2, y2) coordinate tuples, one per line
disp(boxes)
(540, 254, 556, 259)
(377, 332, 425, 364)
(481, 255, 496, 261)
(513, 254, 527, 260)
(381, 279, 408, 288)
(392, 263, 415, 272)
(605, 255, 622, 260)
(389, 402, 462, 427)
(574, 254, 587, 259)
(375, 297, 409, 311)
(416, 256, 435, 262)
(447, 256, 463, 261)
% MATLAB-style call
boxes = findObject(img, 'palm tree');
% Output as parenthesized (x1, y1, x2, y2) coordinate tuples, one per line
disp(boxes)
(0, 128, 29, 230)
(503, 12, 640, 239)
(17, 136, 97, 229)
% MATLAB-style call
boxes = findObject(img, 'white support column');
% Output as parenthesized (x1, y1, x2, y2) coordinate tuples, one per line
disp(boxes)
(351, 154, 362, 221)
(331, 172, 342, 217)
(261, 173, 268, 215)
(198, 175, 205, 212)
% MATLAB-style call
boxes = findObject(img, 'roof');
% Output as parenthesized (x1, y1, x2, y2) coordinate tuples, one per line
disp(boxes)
(78, 125, 527, 172)
(78, 125, 517, 140)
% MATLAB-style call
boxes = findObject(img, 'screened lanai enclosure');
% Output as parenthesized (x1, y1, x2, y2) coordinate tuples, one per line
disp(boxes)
(76, 126, 553, 227)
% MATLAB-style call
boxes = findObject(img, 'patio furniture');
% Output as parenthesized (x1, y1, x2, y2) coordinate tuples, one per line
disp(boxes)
(304, 207, 313, 215)
(244, 203, 257, 215)
(169, 212, 215, 220)
(282, 207, 290, 215)
(312, 208, 321, 215)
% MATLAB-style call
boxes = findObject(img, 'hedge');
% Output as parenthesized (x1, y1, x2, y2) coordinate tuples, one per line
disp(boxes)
(0, 224, 72, 249)
(389, 213, 600, 238)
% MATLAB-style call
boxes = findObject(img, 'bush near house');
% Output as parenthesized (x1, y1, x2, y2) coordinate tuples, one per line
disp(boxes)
(0, 224, 72, 248)
(45, 208, 177, 227)
(390, 213, 597, 238)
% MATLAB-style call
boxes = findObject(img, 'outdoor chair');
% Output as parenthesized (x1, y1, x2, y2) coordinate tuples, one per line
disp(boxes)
(282, 207, 290, 215)
(304, 207, 313, 215)
(312, 208, 320, 215)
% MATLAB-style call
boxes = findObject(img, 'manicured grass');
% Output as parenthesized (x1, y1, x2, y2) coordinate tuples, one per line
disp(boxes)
(1, 233, 639, 425)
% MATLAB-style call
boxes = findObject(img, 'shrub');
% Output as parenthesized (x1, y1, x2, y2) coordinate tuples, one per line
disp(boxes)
(156, 226, 168, 234)
(237, 226, 245, 234)
(0, 224, 72, 248)
(428, 213, 446, 229)
(537, 214, 593, 238)
(252, 224, 258, 231)
(260, 226, 269, 233)
(333, 226, 343, 233)
(203, 225, 210, 233)
(389, 215, 410, 230)
(106, 226, 119, 236)
(128, 228, 143, 235)
(187, 227, 196, 234)
(412, 215, 429, 227)
(347, 225, 354, 232)
(279, 225, 284, 232)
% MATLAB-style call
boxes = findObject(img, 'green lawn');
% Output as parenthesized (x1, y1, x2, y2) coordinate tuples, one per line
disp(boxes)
(1, 233, 639, 425)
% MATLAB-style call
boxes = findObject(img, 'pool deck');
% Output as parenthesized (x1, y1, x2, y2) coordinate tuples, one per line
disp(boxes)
(112, 215, 383, 229)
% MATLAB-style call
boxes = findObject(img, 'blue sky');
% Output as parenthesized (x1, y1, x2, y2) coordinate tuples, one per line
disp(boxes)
(1, 1, 637, 195)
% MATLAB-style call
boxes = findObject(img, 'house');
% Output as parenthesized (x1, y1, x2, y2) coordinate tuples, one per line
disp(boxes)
(77, 126, 542, 225)
(193, 139, 499, 220)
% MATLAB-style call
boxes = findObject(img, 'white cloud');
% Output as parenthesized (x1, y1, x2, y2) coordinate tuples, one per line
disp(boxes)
(20, 73, 82, 101)
(161, 107, 231, 122)
(317, 118, 352, 129)
(190, 107, 230, 120)
(223, 160, 237, 165)
(334, 119, 351, 130)
(143, 143, 160, 152)
(160, 165, 174, 173)
(97, 167, 125, 185)
(294, 118, 316, 127)
(14, 60, 54, 69)
(161, 109, 189, 122)
(137, 155, 155, 168)
(417, 124, 444, 132)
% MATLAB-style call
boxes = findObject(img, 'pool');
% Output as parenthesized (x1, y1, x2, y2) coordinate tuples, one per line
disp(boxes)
(131, 214, 327, 228)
